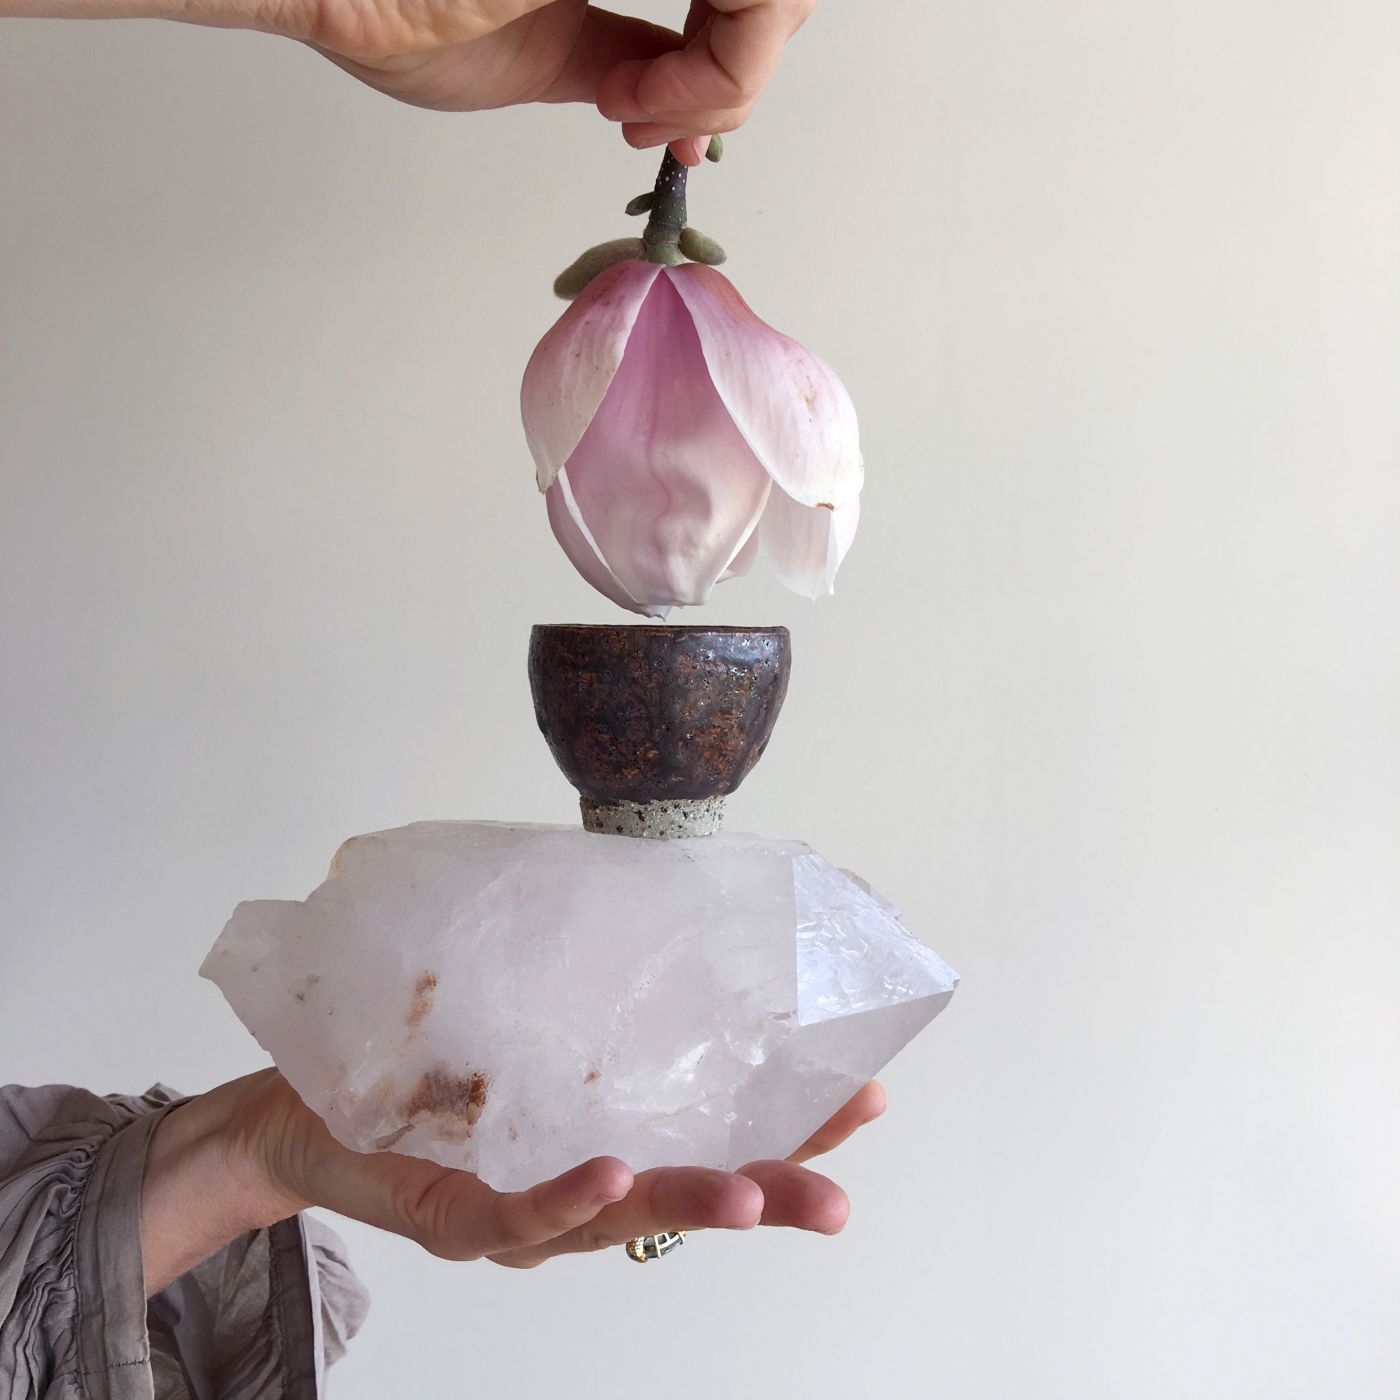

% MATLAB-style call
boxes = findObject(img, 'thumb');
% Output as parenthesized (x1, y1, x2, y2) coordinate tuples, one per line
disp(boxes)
(336, 1152, 636, 1262)
(281, 1106, 635, 1261)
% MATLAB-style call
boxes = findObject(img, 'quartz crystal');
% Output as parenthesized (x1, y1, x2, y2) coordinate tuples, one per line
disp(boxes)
(201, 822, 957, 1191)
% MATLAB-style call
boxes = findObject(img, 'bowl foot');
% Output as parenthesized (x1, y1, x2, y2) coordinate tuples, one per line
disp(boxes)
(580, 794, 727, 839)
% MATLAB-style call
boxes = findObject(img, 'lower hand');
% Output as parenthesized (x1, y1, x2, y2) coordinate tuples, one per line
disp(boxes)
(141, 1067, 884, 1292)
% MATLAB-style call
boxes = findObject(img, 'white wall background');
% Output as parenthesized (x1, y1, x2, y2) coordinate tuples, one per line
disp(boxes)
(2, 3, 1398, 1396)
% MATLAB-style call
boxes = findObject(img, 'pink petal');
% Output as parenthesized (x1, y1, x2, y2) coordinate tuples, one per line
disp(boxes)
(718, 519, 762, 583)
(761, 489, 861, 600)
(521, 260, 661, 492)
(545, 469, 665, 618)
(667, 264, 863, 510)
(565, 274, 772, 612)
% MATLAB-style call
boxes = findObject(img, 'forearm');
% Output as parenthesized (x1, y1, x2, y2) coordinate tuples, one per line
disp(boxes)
(140, 1075, 304, 1296)
(0, 0, 297, 32)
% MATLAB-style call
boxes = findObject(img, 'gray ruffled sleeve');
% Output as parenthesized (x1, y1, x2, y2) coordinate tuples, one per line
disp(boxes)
(0, 1084, 369, 1400)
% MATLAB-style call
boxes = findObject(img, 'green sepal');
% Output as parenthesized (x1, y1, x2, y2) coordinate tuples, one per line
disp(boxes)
(678, 227, 727, 266)
(553, 238, 646, 299)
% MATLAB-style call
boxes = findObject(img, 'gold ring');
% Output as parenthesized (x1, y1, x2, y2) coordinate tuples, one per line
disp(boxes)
(624, 1230, 687, 1262)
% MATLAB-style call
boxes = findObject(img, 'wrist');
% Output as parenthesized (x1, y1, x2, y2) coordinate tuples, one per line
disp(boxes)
(141, 1075, 306, 1295)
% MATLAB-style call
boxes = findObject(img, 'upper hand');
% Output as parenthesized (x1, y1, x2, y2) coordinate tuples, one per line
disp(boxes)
(267, 0, 815, 166)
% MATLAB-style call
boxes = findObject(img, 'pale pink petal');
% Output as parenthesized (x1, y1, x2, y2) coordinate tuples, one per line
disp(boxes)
(564, 274, 772, 612)
(545, 469, 668, 618)
(718, 518, 762, 583)
(521, 260, 662, 492)
(760, 488, 861, 600)
(667, 264, 863, 509)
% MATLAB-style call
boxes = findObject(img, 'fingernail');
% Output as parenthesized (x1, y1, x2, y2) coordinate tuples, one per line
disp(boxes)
(666, 136, 708, 165)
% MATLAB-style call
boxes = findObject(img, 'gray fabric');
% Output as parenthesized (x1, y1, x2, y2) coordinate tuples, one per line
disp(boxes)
(0, 1085, 369, 1400)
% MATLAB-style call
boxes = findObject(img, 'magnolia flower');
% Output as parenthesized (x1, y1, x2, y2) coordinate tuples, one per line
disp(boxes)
(521, 259, 862, 618)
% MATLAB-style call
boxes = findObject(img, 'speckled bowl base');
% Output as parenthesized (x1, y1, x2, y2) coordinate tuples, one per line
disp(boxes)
(581, 795, 727, 839)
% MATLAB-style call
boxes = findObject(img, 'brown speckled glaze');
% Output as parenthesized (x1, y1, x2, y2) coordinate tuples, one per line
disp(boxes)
(528, 624, 791, 810)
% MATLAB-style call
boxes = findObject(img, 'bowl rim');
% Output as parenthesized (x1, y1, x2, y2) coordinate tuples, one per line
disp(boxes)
(530, 623, 790, 639)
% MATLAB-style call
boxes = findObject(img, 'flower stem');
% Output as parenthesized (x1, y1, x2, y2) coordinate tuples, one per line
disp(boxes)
(641, 150, 688, 266)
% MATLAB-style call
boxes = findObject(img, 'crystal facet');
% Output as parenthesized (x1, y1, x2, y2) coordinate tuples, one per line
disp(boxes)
(201, 822, 957, 1191)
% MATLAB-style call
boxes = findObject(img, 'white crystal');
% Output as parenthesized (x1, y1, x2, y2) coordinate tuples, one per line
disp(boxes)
(201, 822, 957, 1191)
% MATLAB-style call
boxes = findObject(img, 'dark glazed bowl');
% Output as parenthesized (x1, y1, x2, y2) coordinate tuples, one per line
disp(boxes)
(528, 624, 792, 809)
